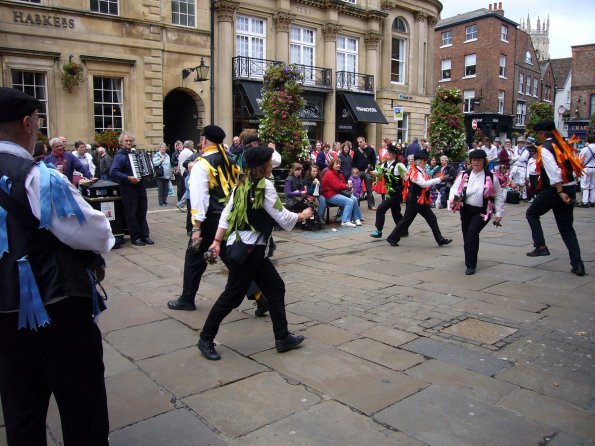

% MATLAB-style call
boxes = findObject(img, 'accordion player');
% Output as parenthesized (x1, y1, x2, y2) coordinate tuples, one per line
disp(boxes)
(128, 150, 156, 181)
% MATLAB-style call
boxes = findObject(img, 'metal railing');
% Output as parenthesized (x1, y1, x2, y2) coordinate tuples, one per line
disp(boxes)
(292, 63, 333, 90)
(233, 56, 282, 80)
(336, 71, 374, 93)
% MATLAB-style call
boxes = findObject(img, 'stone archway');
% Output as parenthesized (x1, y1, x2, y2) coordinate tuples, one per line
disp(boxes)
(163, 88, 205, 150)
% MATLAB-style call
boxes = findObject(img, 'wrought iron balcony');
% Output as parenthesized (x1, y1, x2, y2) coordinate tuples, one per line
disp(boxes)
(233, 56, 282, 80)
(336, 71, 374, 93)
(292, 63, 333, 90)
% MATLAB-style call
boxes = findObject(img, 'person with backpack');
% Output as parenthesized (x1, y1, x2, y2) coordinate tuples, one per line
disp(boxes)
(449, 149, 504, 275)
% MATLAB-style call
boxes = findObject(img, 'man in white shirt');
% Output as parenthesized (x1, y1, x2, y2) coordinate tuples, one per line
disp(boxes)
(481, 137, 498, 171)
(579, 136, 595, 207)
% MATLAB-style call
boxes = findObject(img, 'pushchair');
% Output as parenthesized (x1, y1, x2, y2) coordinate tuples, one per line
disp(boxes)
(301, 197, 325, 231)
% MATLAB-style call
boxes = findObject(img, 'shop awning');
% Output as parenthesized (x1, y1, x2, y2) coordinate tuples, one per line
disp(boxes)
(238, 81, 263, 116)
(340, 92, 388, 124)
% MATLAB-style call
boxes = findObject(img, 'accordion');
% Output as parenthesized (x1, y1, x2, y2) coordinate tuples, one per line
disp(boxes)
(128, 151, 156, 181)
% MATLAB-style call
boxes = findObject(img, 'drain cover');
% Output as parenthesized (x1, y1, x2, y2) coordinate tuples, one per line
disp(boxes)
(441, 318, 518, 345)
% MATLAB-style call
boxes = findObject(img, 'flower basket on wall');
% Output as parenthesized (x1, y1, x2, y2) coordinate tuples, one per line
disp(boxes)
(59, 61, 85, 93)
(428, 87, 466, 161)
(258, 64, 310, 166)
(94, 130, 120, 150)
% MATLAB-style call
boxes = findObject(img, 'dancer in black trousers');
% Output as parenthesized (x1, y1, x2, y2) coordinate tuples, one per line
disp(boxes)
(525, 119, 585, 276)
(449, 149, 504, 275)
(370, 144, 407, 239)
(386, 152, 452, 247)
(198, 146, 313, 360)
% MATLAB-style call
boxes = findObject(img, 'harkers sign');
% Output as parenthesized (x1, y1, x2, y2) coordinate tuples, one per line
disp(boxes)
(355, 106, 378, 113)
(13, 10, 75, 29)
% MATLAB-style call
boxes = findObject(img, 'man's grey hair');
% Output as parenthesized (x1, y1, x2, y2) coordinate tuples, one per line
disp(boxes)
(118, 131, 135, 145)
(440, 155, 449, 162)
(49, 137, 63, 147)
(413, 137, 419, 142)
(96, 146, 106, 154)
(183, 140, 194, 148)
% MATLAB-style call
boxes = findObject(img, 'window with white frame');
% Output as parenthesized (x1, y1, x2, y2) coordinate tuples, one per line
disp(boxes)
(516, 102, 527, 125)
(172, 0, 195, 27)
(397, 113, 408, 143)
(11, 70, 48, 135)
(464, 54, 476, 77)
(90, 0, 118, 15)
(463, 90, 475, 113)
(526, 75, 531, 95)
(465, 25, 478, 41)
(290, 26, 315, 82)
(236, 15, 266, 76)
(533, 78, 539, 97)
(498, 90, 505, 114)
(342, 0, 356, 3)
(337, 35, 358, 87)
(441, 31, 452, 47)
(499, 55, 506, 77)
(93, 77, 123, 132)
(590, 94, 594, 116)
(392, 17, 407, 33)
(519, 73, 524, 94)
(524, 51, 533, 64)
(441, 59, 451, 81)
(391, 38, 406, 83)
(501, 25, 508, 42)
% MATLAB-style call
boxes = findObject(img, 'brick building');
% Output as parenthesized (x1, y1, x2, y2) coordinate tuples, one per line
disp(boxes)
(565, 44, 595, 142)
(434, 3, 554, 145)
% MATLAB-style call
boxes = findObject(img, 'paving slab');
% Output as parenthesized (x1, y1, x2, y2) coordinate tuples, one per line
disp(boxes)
(406, 359, 518, 404)
(104, 369, 173, 431)
(330, 315, 377, 334)
(441, 318, 518, 344)
(401, 337, 512, 376)
(103, 341, 137, 378)
(252, 343, 429, 415)
(483, 282, 594, 311)
(230, 401, 423, 446)
(105, 319, 197, 361)
(360, 325, 419, 347)
(549, 431, 595, 446)
(214, 317, 279, 356)
(500, 389, 595, 441)
(404, 269, 506, 291)
(302, 324, 356, 346)
(479, 263, 550, 282)
(452, 299, 544, 324)
(98, 294, 168, 333)
(138, 346, 267, 397)
(496, 364, 595, 410)
(184, 372, 320, 437)
(109, 409, 227, 446)
(375, 386, 554, 446)
(339, 338, 425, 371)
(285, 301, 346, 323)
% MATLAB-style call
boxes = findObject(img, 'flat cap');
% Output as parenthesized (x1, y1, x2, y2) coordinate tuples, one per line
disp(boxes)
(517, 136, 526, 143)
(414, 151, 428, 160)
(202, 125, 226, 144)
(242, 134, 260, 146)
(245, 146, 273, 169)
(0, 87, 41, 123)
(533, 119, 556, 132)
(469, 149, 487, 159)
(387, 144, 399, 155)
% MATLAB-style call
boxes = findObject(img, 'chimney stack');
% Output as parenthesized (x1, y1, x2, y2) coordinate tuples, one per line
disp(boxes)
(493, 2, 504, 16)
(489, 3, 492, 9)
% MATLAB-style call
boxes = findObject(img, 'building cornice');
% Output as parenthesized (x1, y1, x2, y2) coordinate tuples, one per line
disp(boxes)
(215, 0, 240, 23)
(0, 46, 60, 60)
(293, 0, 388, 21)
(364, 32, 383, 50)
(80, 55, 136, 66)
(273, 11, 296, 32)
(321, 22, 343, 41)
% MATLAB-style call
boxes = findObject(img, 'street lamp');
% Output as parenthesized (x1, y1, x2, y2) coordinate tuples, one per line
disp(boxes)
(182, 58, 210, 82)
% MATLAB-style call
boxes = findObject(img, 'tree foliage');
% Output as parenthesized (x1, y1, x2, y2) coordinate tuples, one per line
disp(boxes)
(258, 64, 310, 165)
(428, 88, 466, 161)
(526, 102, 554, 137)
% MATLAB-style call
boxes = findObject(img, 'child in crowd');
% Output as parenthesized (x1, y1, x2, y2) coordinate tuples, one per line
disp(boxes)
(349, 167, 363, 199)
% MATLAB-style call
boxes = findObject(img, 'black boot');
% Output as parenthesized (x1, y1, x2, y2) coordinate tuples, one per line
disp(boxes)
(167, 297, 196, 311)
(254, 296, 269, 317)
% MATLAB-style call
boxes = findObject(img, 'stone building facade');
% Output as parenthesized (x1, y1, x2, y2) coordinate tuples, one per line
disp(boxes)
(0, 0, 441, 150)
(566, 44, 595, 141)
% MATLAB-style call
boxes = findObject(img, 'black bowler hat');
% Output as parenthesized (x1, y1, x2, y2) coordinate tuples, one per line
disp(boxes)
(245, 146, 273, 168)
(533, 119, 556, 132)
(0, 87, 41, 123)
(387, 144, 399, 155)
(242, 134, 260, 146)
(414, 152, 429, 160)
(469, 149, 487, 159)
(202, 125, 226, 144)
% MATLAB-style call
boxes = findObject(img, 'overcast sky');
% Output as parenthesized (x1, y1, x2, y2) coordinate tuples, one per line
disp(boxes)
(439, 0, 595, 59)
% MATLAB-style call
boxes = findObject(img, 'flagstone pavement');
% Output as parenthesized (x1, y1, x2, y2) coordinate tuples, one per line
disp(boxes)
(1, 194, 594, 445)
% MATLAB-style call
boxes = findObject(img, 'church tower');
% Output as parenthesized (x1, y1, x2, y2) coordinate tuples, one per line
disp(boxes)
(521, 13, 550, 60)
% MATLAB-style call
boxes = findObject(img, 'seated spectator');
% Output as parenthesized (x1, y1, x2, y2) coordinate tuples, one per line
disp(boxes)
(304, 165, 326, 219)
(321, 158, 362, 227)
(73, 140, 96, 187)
(426, 157, 440, 177)
(284, 163, 308, 212)
(45, 137, 93, 184)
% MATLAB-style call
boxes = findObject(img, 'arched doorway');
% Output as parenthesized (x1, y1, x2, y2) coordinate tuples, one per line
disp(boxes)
(163, 89, 205, 150)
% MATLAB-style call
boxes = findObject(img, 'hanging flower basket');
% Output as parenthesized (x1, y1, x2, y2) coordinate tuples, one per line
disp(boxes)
(60, 61, 85, 93)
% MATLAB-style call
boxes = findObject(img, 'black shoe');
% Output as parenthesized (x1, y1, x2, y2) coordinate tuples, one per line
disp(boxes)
(167, 298, 196, 311)
(141, 237, 154, 245)
(254, 296, 269, 317)
(526, 246, 550, 257)
(387, 238, 399, 247)
(571, 264, 586, 276)
(275, 333, 305, 353)
(465, 267, 476, 275)
(402, 232, 409, 237)
(198, 338, 221, 360)
(131, 238, 145, 246)
(438, 238, 452, 246)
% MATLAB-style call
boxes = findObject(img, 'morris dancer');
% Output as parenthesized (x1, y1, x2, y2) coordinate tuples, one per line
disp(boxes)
(386, 152, 452, 247)
(449, 149, 504, 275)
